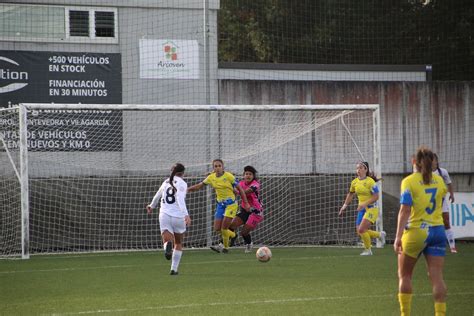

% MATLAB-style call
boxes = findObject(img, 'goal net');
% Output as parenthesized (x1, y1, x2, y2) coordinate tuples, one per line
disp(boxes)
(0, 103, 381, 258)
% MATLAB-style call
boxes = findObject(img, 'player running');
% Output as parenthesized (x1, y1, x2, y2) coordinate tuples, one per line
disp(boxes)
(147, 163, 190, 275)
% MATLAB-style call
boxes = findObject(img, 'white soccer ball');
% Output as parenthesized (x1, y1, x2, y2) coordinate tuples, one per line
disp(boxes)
(256, 246, 272, 262)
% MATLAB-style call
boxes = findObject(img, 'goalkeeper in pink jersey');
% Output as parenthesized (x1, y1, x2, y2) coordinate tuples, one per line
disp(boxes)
(229, 165, 263, 253)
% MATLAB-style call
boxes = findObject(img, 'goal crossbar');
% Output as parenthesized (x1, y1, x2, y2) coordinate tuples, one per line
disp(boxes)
(22, 103, 379, 111)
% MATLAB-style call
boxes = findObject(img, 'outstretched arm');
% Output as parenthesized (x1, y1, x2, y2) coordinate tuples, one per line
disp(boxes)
(187, 182, 205, 193)
(338, 192, 355, 216)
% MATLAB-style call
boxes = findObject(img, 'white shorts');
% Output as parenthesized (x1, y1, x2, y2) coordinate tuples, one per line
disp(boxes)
(159, 212, 186, 234)
(442, 196, 449, 213)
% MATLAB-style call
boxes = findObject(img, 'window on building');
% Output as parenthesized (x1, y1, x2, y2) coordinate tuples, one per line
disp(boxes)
(69, 10, 89, 37)
(0, 4, 117, 43)
(95, 11, 115, 38)
(0, 4, 65, 39)
(67, 8, 117, 40)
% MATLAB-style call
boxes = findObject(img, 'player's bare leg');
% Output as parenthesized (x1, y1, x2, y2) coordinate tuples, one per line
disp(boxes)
(229, 216, 244, 247)
(397, 252, 418, 316)
(161, 230, 174, 260)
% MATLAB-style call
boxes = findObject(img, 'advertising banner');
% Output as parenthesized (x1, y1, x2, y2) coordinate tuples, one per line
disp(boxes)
(0, 51, 122, 151)
(450, 192, 474, 239)
(139, 39, 199, 79)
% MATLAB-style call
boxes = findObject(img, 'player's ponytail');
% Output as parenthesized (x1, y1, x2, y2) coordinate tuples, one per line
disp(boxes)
(360, 161, 381, 182)
(169, 163, 185, 192)
(415, 146, 434, 184)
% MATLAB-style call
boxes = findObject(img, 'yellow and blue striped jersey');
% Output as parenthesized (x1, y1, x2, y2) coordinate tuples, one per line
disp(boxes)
(400, 172, 447, 228)
(203, 171, 238, 202)
(350, 177, 379, 208)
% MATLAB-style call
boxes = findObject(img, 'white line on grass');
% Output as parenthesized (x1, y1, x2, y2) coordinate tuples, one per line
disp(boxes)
(0, 255, 361, 274)
(45, 292, 474, 315)
(15, 245, 377, 261)
(0, 264, 142, 274)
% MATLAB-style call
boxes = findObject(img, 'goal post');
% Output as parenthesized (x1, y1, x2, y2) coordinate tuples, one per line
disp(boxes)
(19, 105, 30, 259)
(0, 106, 25, 258)
(0, 103, 382, 258)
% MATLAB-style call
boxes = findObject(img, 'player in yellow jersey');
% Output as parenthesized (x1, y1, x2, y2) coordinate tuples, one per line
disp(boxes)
(188, 159, 250, 253)
(394, 147, 448, 316)
(339, 161, 385, 255)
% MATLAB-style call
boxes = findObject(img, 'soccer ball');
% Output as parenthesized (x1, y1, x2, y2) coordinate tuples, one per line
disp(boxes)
(256, 246, 272, 262)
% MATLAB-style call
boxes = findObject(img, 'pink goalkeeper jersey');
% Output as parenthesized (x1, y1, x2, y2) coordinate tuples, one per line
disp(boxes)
(239, 179, 263, 211)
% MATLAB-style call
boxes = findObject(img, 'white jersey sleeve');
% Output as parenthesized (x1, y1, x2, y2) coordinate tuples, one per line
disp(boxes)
(149, 182, 165, 209)
(435, 167, 452, 185)
(176, 180, 189, 216)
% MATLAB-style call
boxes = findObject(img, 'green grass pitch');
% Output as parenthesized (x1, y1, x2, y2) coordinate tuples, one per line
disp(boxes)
(1, 244, 473, 315)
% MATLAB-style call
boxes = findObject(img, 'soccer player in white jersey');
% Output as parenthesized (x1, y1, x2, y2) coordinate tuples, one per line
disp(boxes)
(432, 153, 457, 253)
(147, 163, 191, 275)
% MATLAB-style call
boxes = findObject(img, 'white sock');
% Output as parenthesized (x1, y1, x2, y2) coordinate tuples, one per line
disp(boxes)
(171, 250, 183, 271)
(445, 229, 455, 249)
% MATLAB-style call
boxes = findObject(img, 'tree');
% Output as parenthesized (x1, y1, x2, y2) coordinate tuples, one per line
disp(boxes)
(218, 0, 474, 80)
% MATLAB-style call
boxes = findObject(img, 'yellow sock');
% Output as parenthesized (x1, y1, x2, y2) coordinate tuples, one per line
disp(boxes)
(368, 230, 380, 239)
(221, 229, 230, 248)
(360, 231, 372, 249)
(434, 302, 446, 316)
(398, 293, 412, 316)
(228, 229, 236, 239)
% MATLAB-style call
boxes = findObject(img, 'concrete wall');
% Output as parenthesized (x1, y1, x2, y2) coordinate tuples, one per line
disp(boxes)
(220, 80, 474, 176)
